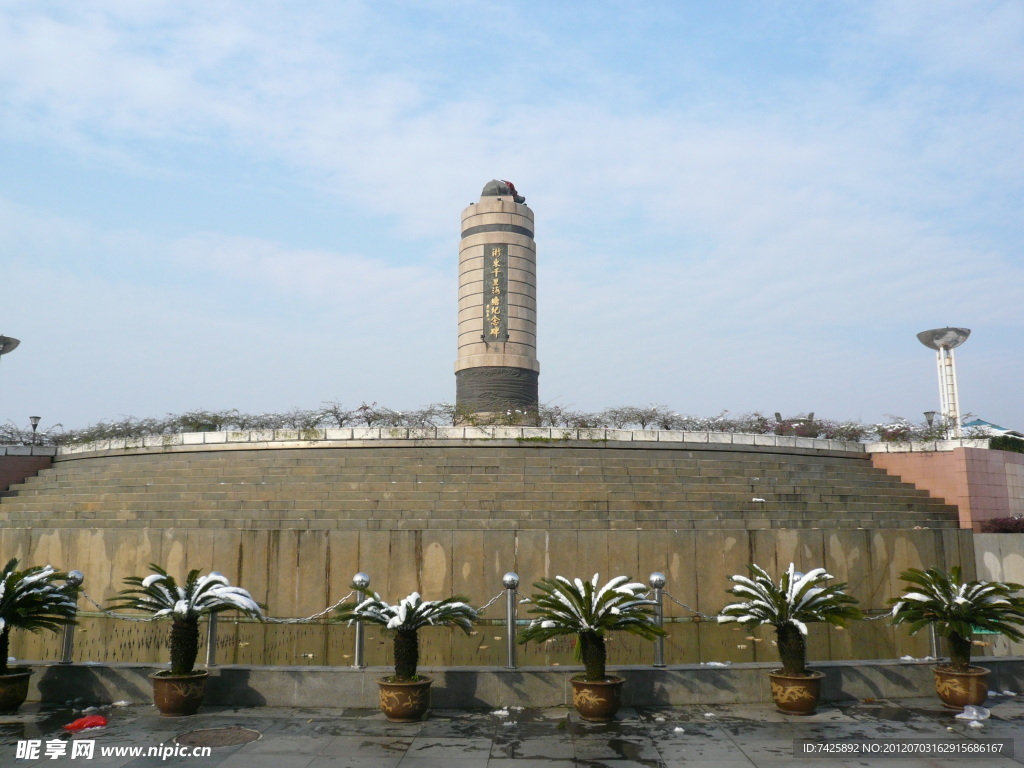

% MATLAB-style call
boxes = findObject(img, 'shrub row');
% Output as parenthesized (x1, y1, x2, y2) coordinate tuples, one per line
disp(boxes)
(0, 403, 994, 447)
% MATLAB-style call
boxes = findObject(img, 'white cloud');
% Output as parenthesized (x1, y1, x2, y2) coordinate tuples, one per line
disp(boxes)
(0, 202, 453, 421)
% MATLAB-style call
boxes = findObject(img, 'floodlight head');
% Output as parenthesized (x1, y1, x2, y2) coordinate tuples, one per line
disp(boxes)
(0, 335, 20, 356)
(916, 327, 970, 351)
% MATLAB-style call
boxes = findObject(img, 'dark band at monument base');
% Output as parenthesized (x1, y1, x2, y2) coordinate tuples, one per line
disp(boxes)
(455, 367, 539, 410)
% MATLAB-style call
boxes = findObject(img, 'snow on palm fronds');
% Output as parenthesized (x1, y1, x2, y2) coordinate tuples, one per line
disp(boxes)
(110, 564, 263, 620)
(890, 566, 1024, 645)
(334, 589, 477, 634)
(518, 573, 663, 643)
(0, 559, 79, 676)
(718, 563, 860, 635)
(0, 559, 78, 636)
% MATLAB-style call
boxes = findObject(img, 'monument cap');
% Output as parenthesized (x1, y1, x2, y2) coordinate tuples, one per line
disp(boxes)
(481, 179, 525, 204)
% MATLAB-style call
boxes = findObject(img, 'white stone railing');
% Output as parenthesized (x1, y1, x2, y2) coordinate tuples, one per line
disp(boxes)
(0, 445, 57, 456)
(864, 439, 989, 453)
(54, 427, 869, 456)
(11, 433, 990, 459)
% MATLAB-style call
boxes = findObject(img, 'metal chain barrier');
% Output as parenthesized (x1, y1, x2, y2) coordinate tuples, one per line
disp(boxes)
(79, 589, 161, 622)
(81, 587, 593, 624)
(863, 609, 895, 621)
(662, 590, 714, 620)
(474, 590, 505, 614)
(66, 572, 913, 671)
(264, 590, 357, 624)
(82, 588, 359, 625)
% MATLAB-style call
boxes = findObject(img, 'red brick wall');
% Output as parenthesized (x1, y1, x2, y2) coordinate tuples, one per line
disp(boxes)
(0, 456, 52, 492)
(872, 447, 1024, 529)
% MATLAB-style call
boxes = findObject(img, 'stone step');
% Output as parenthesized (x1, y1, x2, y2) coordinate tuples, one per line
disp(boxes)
(8, 483, 928, 505)
(0, 501, 959, 521)
(0, 508, 958, 530)
(28, 452, 884, 471)
(0, 500, 957, 518)
(0, 445, 960, 532)
(0, 515, 960, 531)
(79, 465, 911, 477)
(13, 469, 920, 485)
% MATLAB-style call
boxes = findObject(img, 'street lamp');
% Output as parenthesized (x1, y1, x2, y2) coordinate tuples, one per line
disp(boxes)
(916, 328, 970, 439)
(29, 416, 41, 445)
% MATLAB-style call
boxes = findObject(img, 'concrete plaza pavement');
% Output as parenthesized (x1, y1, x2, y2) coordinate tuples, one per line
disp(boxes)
(3, 696, 1024, 767)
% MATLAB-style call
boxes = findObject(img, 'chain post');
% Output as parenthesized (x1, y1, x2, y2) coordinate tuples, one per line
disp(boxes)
(205, 612, 219, 667)
(60, 571, 84, 664)
(503, 572, 519, 669)
(650, 572, 666, 668)
(352, 572, 369, 669)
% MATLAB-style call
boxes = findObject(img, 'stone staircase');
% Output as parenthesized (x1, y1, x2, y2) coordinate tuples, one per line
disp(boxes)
(0, 442, 961, 531)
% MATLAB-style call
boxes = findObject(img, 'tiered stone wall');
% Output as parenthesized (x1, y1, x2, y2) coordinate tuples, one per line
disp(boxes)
(1, 433, 964, 614)
(3, 435, 960, 533)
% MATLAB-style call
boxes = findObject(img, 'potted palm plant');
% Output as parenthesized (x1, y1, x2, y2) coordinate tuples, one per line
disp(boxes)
(0, 559, 79, 714)
(718, 563, 860, 715)
(334, 588, 477, 722)
(110, 564, 263, 716)
(890, 566, 1024, 711)
(517, 574, 664, 721)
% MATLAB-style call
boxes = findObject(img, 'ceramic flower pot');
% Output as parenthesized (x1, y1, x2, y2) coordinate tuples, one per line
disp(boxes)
(0, 669, 33, 715)
(378, 677, 432, 722)
(150, 670, 209, 716)
(933, 666, 989, 711)
(768, 670, 824, 715)
(570, 675, 624, 721)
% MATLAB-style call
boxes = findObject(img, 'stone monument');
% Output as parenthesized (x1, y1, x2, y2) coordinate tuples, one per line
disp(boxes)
(455, 180, 540, 418)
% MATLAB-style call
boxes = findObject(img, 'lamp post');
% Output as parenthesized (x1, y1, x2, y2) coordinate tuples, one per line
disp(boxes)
(923, 411, 937, 437)
(29, 416, 41, 445)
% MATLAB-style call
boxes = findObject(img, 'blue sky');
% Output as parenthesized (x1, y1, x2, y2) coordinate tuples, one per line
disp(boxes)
(1, 1, 1022, 432)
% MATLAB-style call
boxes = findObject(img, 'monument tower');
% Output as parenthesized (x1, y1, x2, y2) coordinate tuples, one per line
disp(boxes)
(455, 180, 540, 417)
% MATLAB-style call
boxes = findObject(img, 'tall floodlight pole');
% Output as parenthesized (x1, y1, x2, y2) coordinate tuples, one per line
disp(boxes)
(0, 335, 20, 370)
(916, 328, 970, 439)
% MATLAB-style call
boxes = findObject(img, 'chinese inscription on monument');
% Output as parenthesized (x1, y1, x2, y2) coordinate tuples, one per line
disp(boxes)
(484, 243, 508, 340)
